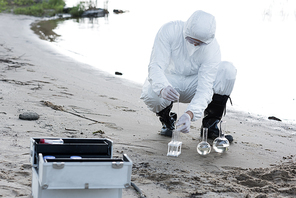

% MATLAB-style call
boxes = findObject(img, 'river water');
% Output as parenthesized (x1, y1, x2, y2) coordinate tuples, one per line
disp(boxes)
(33, 0, 296, 124)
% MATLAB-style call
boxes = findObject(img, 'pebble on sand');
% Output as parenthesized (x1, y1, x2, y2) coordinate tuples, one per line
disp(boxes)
(19, 112, 40, 120)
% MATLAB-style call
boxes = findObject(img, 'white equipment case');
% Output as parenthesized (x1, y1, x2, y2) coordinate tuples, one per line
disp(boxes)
(30, 138, 132, 198)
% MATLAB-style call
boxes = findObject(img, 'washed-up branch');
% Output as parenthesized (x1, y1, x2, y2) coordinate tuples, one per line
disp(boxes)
(40, 100, 108, 124)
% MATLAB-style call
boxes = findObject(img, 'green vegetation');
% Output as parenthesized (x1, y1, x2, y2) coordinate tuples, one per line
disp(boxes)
(0, 0, 66, 17)
(14, 4, 44, 16)
(0, 0, 8, 12)
(69, 2, 85, 17)
(14, 0, 35, 6)
(14, 0, 65, 16)
(0, 0, 108, 17)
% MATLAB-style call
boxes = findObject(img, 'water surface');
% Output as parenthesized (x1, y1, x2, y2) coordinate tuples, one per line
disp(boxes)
(32, 0, 296, 124)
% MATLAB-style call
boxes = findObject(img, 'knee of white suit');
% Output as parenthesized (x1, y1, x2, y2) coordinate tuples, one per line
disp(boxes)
(213, 61, 237, 96)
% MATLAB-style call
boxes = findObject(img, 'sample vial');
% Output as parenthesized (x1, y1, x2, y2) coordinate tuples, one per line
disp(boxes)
(39, 139, 64, 144)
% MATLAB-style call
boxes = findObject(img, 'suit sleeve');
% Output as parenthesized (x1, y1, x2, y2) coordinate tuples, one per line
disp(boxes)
(148, 23, 174, 96)
(186, 40, 221, 121)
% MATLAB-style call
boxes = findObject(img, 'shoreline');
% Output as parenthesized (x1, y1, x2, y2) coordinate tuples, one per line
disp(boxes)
(1, 13, 296, 198)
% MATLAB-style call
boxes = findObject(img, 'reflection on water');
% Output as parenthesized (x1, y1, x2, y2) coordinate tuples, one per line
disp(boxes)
(31, 19, 62, 42)
(31, 15, 109, 42)
(72, 15, 109, 27)
(262, 0, 296, 21)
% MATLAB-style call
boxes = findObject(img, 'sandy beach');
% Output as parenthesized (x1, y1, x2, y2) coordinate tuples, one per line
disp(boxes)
(0, 13, 296, 198)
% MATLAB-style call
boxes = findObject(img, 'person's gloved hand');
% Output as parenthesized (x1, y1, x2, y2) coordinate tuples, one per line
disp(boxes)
(176, 113, 191, 133)
(161, 86, 179, 101)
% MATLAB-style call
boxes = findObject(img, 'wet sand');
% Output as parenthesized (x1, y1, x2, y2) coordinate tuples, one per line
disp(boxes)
(0, 13, 296, 198)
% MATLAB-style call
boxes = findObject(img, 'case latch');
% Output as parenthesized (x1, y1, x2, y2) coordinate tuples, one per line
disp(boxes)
(52, 162, 65, 169)
(112, 162, 123, 169)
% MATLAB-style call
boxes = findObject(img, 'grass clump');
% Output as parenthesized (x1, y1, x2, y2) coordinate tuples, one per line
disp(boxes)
(14, 0, 65, 16)
(14, 4, 44, 16)
(1, 0, 66, 17)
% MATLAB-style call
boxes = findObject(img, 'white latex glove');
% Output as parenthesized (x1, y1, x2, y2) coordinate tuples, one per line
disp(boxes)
(176, 113, 191, 133)
(161, 86, 180, 101)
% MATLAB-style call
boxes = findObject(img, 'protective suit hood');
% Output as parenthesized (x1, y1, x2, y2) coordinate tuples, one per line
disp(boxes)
(184, 10, 216, 44)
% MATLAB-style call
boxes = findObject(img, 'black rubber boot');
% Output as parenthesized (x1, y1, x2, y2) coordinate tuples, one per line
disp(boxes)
(156, 102, 177, 137)
(201, 94, 233, 143)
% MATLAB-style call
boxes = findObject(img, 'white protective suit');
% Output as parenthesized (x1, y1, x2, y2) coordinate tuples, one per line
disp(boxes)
(140, 10, 237, 121)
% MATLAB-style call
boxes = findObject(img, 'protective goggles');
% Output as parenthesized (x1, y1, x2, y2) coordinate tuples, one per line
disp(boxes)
(185, 36, 205, 46)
